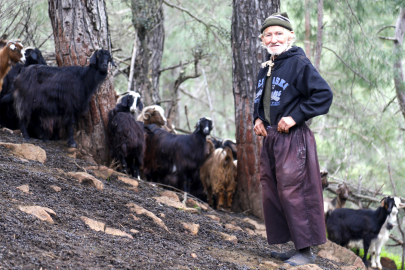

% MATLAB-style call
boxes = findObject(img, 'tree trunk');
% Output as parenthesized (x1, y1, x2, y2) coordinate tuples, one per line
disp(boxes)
(304, 0, 311, 61)
(393, 7, 405, 121)
(48, 0, 115, 165)
(231, 0, 280, 219)
(129, 0, 164, 106)
(314, 0, 324, 71)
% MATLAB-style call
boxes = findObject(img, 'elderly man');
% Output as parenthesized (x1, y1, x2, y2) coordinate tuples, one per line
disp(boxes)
(253, 12, 333, 266)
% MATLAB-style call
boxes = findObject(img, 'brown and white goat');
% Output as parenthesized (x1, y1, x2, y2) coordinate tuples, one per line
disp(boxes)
(324, 182, 350, 214)
(200, 147, 237, 209)
(137, 105, 177, 133)
(0, 41, 25, 92)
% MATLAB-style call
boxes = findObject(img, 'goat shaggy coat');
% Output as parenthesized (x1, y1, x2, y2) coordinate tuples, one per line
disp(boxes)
(260, 124, 326, 250)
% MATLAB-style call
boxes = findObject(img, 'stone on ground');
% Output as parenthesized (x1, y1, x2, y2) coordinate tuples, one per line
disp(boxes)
(80, 216, 105, 232)
(118, 176, 138, 187)
(161, 190, 180, 202)
(127, 203, 169, 231)
(85, 166, 114, 180)
(244, 228, 256, 235)
(205, 215, 220, 222)
(290, 264, 322, 270)
(19, 206, 56, 224)
(220, 232, 238, 244)
(17, 184, 29, 193)
(182, 222, 199, 235)
(225, 223, 243, 231)
(317, 240, 366, 269)
(67, 172, 104, 190)
(105, 227, 133, 239)
(153, 196, 198, 213)
(50, 185, 61, 192)
(0, 143, 46, 163)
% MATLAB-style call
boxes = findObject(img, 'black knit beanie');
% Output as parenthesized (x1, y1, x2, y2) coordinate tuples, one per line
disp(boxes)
(260, 12, 293, 33)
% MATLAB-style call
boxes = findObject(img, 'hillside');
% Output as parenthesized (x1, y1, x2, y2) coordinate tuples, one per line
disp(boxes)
(0, 129, 365, 270)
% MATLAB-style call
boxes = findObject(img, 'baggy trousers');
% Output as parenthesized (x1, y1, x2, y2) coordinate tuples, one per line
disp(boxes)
(260, 124, 326, 250)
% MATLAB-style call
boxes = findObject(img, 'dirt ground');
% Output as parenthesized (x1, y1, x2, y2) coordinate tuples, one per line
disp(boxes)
(0, 130, 356, 270)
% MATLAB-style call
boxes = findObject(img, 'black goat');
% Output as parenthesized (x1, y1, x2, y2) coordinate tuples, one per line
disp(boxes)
(13, 49, 115, 147)
(0, 48, 47, 130)
(143, 117, 213, 198)
(107, 106, 144, 178)
(325, 196, 396, 268)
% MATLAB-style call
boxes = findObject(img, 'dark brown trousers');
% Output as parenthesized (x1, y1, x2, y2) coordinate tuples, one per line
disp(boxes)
(260, 124, 326, 250)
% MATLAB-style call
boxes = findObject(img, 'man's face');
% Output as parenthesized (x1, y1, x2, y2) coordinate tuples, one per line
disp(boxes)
(261, 26, 293, 55)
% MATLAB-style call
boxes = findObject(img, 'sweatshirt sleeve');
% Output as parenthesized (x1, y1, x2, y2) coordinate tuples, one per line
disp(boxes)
(289, 63, 333, 125)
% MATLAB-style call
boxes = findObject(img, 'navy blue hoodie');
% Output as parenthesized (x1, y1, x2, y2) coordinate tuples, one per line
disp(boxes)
(253, 46, 333, 127)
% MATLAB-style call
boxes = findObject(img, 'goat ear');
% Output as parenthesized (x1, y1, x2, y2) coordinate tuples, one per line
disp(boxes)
(90, 50, 98, 65)
(144, 112, 151, 119)
(121, 95, 128, 107)
(30, 51, 38, 60)
(380, 198, 386, 207)
(137, 99, 143, 111)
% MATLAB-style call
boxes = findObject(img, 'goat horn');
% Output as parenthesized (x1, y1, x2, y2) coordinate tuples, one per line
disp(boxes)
(398, 202, 405, 209)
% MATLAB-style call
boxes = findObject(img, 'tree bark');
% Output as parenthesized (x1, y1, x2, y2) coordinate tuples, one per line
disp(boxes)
(129, 0, 164, 106)
(48, 0, 115, 164)
(231, 0, 280, 219)
(314, 0, 324, 71)
(393, 7, 405, 121)
(304, 0, 311, 61)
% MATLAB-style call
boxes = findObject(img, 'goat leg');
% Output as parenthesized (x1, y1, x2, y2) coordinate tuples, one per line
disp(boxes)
(67, 121, 77, 148)
(19, 119, 30, 140)
(362, 239, 370, 268)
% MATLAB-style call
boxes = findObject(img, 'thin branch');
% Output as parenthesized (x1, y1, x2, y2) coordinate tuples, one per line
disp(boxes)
(37, 33, 53, 50)
(376, 25, 396, 35)
(345, 0, 367, 40)
(323, 46, 377, 88)
(378, 36, 397, 41)
(184, 106, 191, 131)
(382, 95, 397, 112)
(163, 0, 226, 47)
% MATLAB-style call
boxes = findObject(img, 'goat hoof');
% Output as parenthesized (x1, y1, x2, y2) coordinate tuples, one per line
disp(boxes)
(68, 141, 77, 148)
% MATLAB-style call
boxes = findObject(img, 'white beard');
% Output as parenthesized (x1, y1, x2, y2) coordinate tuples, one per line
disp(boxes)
(266, 42, 290, 56)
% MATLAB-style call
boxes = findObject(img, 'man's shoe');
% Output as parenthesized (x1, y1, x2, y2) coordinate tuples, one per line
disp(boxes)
(284, 253, 315, 266)
(270, 249, 298, 261)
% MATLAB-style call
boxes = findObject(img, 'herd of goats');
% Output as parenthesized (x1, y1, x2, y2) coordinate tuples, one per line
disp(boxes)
(0, 41, 404, 269)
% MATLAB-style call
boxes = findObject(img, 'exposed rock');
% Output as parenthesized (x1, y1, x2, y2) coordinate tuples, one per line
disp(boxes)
(130, 229, 139, 234)
(159, 213, 165, 218)
(186, 198, 197, 208)
(317, 240, 366, 269)
(105, 227, 133, 239)
(67, 148, 83, 159)
(244, 228, 256, 235)
(220, 232, 238, 244)
(19, 206, 56, 224)
(0, 143, 46, 163)
(118, 176, 138, 187)
(381, 257, 397, 269)
(262, 260, 279, 267)
(0, 128, 13, 134)
(50, 185, 61, 192)
(67, 172, 104, 190)
(153, 196, 198, 213)
(13, 129, 21, 135)
(80, 216, 105, 232)
(129, 214, 140, 221)
(290, 264, 322, 270)
(339, 266, 358, 270)
(161, 190, 180, 202)
(85, 166, 114, 180)
(191, 253, 197, 258)
(255, 229, 267, 238)
(17, 184, 29, 193)
(127, 203, 169, 231)
(205, 215, 220, 222)
(182, 222, 199, 235)
(242, 217, 266, 230)
(225, 223, 243, 231)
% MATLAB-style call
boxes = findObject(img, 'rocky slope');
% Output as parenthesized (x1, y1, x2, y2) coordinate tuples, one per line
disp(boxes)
(0, 128, 367, 270)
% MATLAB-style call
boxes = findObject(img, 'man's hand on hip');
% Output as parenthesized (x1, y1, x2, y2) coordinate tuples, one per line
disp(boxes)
(277, 116, 296, 133)
(254, 118, 267, 137)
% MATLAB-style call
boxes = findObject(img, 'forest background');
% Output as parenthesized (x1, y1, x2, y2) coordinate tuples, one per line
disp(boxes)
(2, 0, 405, 264)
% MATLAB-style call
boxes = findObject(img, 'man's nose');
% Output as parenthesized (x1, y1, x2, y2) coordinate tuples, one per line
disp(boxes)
(270, 35, 278, 43)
